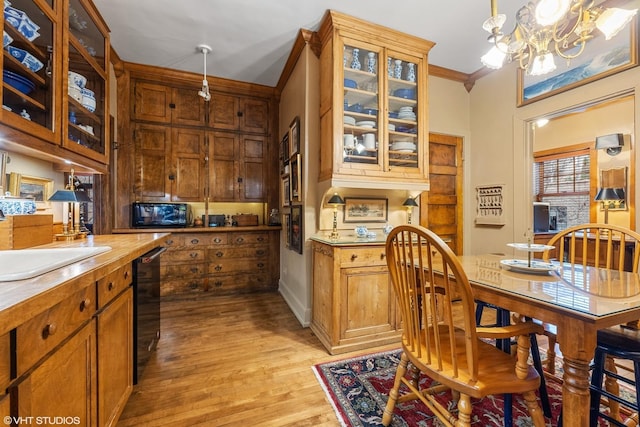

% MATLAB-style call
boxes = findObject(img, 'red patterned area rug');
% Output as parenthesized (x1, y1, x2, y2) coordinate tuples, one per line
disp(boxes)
(313, 348, 566, 427)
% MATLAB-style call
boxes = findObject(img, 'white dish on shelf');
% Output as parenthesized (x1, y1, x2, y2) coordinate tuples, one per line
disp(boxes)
(500, 259, 558, 274)
(507, 243, 555, 252)
(343, 115, 356, 126)
(356, 120, 376, 128)
(391, 141, 416, 151)
(395, 149, 416, 153)
(388, 124, 395, 131)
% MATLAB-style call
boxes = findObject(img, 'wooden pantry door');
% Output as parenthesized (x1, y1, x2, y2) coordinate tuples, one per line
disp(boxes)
(420, 133, 463, 254)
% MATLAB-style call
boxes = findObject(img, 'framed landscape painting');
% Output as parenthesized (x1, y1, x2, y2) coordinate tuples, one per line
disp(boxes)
(343, 197, 388, 223)
(517, 18, 638, 106)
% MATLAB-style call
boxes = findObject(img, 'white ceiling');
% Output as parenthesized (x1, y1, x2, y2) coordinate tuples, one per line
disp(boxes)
(92, 0, 529, 87)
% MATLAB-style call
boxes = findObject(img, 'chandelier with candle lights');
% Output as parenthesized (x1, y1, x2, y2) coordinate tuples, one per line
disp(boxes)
(481, 0, 638, 76)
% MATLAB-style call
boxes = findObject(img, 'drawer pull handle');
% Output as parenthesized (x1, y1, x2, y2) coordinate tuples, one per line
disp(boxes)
(166, 239, 174, 245)
(380, 253, 386, 259)
(351, 254, 358, 261)
(190, 267, 198, 273)
(191, 238, 200, 244)
(257, 236, 265, 242)
(257, 262, 265, 268)
(190, 253, 198, 258)
(42, 323, 57, 339)
(256, 250, 265, 256)
(214, 281, 223, 287)
(80, 298, 91, 312)
(216, 251, 224, 257)
(108, 282, 114, 291)
(236, 237, 244, 243)
(214, 238, 222, 243)
(215, 265, 222, 272)
(124, 270, 129, 279)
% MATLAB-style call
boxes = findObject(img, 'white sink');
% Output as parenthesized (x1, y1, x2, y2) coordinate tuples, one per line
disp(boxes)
(0, 246, 112, 282)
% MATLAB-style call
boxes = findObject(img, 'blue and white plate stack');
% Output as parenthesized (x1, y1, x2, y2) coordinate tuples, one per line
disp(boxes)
(4, 3, 40, 41)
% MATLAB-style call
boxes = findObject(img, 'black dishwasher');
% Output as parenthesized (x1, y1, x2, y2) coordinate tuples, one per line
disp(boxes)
(133, 246, 166, 384)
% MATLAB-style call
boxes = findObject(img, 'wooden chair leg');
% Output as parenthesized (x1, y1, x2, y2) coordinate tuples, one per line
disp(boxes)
(605, 354, 622, 422)
(457, 394, 473, 426)
(382, 351, 409, 426)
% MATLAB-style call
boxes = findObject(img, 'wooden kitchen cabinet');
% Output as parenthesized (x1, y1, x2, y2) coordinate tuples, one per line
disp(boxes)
(133, 81, 207, 127)
(208, 131, 266, 201)
(96, 285, 133, 427)
(316, 11, 433, 190)
(0, 332, 9, 418)
(12, 320, 97, 426)
(209, 92, 269, 134)
(161, 230, 279, 296)
(310, 239, 401, 354)
(133, 123, 205, 202)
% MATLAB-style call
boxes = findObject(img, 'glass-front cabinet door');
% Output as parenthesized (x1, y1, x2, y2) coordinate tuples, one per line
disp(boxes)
(2, 0, 57, 142)
(342, 41, 382, 171)
(336, 39, 427, 185)
(64, 0, 109, 163)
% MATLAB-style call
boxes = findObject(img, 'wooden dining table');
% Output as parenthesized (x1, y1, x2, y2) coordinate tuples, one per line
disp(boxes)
(449, 254, 640, 427)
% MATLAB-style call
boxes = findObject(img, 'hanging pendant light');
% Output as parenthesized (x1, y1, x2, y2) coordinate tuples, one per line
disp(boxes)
(197, 44, 211, 101)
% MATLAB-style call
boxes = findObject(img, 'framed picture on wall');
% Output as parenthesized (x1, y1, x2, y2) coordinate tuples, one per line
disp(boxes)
(290, 154, 301, 202)
(289, 116, 300, 156)
(517, 19, 638, 106)
(281, 175, 291, 207)
(290, 205, 303, 254)
(280, 132, 289, 176)
(283, 213, 291, 248)
(343, 197, 388, 223)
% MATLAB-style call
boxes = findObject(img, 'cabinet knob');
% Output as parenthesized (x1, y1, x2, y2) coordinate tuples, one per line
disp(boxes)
(257, 236, 265, 242)
(215, 265, 222, 272)
(216, 251, 224, 257)
(80, 298, 92, 312)
(191, 238, 200, 244)
(236, 237, 244, 243)
(214, 238, 222, 243)
(257, 262, 265, 268)
(256, 250, 265, 256)
(124, 270, 129, 279)
(190, 267, 199, 273)
(108, 282, 114, 291)
(214, 281, 223, 287)
(380, 253, 386, 259)
(351, 254, 358, 261)
(42, 323, 57, 339)
(190, 252, 199, 258)
(166, 239, 174, 245)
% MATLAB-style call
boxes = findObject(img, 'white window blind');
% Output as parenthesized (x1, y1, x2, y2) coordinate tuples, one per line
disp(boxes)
(533, 150, 590, 230)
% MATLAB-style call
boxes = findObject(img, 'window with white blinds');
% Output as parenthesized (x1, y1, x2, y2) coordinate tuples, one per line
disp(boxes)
(533, 150, 590, 230)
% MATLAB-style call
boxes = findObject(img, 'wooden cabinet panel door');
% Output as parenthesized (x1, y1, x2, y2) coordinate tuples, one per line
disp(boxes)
(172, 87, 207, 127)
(134, 82, 172, 123)
(242, 98, 269, 134)
(240, 135, 265, 201)
(209, 93, 239, 130)
(12, 321, 97, 427)
(210, 132, 239, 201)
(171, 128, 205, 201)
(135, 123, 172, 202)
(97, 288, 133, 427)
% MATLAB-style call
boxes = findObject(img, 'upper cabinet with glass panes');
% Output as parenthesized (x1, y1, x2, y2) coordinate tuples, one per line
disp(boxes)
(64, 0, 110, 164)
(317, 10, 433, 190)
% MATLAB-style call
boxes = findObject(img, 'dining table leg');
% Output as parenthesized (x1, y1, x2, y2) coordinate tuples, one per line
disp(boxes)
(557, 319, 597, 427)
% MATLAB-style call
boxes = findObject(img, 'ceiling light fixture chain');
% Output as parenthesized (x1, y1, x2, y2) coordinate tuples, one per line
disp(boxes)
(481, 0, 638, 76)
(197, 44, 212, 101)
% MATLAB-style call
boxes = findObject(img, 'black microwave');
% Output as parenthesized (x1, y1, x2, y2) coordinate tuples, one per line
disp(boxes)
(132, 202, 190, 228)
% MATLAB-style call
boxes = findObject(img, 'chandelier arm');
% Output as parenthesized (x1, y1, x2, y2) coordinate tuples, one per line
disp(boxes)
(555, 37, 587, 59)
(518, 44, 533, 70)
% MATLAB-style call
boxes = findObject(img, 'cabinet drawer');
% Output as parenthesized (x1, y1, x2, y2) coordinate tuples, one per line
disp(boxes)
(338, 247, 387, 267)
(164, 235, 210, 248)
(161, 277, 209, 295)
(97, 263, 133, 308)
(208, 258, 269, 274)
(16, 285, 95, 376)
(206, 246, 268, 259)
(208, 273, 272, 294)
(162, 248, 205, 263)
(0, 333, 9, 392)
(161, 262, 206, 278)
(229, 233, 269, 245)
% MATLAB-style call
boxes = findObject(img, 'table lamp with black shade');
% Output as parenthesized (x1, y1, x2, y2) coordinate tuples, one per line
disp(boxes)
(48, 169, 92, 240)
(403, 196, 419, 224)
(327, 192, 345, 240)
(594, 187, 625, 225)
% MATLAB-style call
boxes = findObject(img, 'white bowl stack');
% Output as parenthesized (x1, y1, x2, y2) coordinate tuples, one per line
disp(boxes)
(68, 71, 85, 103)
(397, 106, 416, 121)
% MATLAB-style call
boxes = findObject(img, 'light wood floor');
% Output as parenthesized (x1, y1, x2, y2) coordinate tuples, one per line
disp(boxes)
(117, 291, 397, 426)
